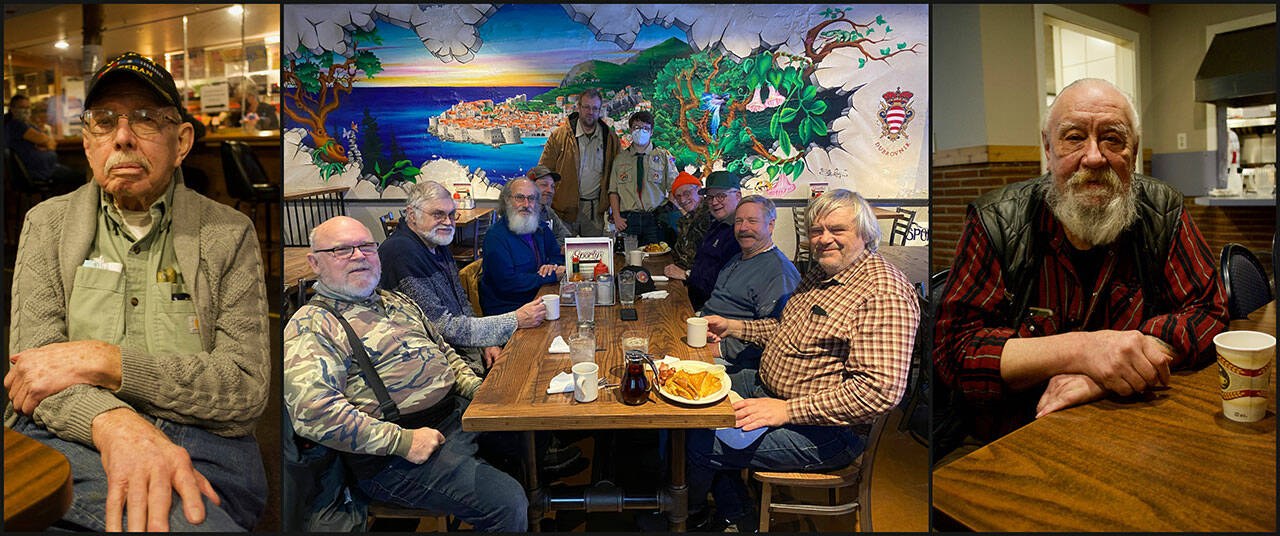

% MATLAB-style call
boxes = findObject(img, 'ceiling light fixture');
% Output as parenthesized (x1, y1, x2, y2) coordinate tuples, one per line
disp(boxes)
(54, 40, 69, 49)
(229, 5, 243, 17)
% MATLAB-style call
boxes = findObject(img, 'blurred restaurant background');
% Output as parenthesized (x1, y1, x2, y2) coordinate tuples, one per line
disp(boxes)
(3, 3, 283, 531)
(932, 3, 1276, 283)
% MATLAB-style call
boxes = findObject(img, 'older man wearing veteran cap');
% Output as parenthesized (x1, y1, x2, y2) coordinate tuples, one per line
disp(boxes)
(671, 170, 743, 311)
(529, 164, 574, 249)
(5, 52, 269, 531)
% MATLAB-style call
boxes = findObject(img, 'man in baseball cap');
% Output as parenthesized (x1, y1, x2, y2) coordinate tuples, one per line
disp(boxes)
(677, 170, 744, 310)
(6, 51, 269, 531)
(529, 164, 573, 249)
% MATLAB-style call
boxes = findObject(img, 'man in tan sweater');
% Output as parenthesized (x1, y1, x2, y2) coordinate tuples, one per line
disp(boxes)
(4, 52, 269, 531)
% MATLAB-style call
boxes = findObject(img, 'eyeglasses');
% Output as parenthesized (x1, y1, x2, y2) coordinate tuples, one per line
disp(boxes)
(314, 242, 378, 258)
(418, 208, 458, 222)
(631, 126, 652, 133)
(511, 194, 538, 204)
(81, 108, 180, 137)
(706, 191, 737, 202)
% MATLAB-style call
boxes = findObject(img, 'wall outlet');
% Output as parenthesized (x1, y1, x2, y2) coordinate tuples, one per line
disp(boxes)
(1177, 133, 1188, 150)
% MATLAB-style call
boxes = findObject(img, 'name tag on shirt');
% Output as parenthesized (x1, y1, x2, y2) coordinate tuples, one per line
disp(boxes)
(82, 257, 123, 273)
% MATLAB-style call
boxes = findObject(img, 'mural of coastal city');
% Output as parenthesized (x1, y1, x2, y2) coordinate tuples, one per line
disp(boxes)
(282, 4, 929, 200)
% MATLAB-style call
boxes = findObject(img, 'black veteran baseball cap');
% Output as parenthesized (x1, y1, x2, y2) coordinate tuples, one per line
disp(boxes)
(86, 52, 186, 117)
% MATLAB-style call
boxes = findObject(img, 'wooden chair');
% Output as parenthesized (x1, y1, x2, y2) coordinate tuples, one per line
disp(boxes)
(366, 502, 458, 532)
(453, 211, 494, 265)
(888, 207, 917, 246)
(458, 259, 485, 316)
(751, 411, 891, 532)
(379, 211, 397, 240)
(791, 206, 811, 272)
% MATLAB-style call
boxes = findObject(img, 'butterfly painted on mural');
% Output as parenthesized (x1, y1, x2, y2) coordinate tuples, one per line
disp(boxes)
(700, 92, 731, 140)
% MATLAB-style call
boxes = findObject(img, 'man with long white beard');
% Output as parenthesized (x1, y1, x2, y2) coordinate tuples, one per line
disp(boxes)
(380, 181, 546, 377)
(933, 78, 1228, 450)
(480, 178, 566, 316)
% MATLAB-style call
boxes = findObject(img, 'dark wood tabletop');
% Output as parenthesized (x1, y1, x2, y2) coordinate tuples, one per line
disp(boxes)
(932, 301, 1277, 532)
(5, 427, 73, 530)
(462, 266, 735, 432)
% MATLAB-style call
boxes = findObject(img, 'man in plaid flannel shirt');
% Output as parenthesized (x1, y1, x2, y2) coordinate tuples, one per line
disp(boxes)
(684, 189, 920, 531)
(933, 78, 1227, 448)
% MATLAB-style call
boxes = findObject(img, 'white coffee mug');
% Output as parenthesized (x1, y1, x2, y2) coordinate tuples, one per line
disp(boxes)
(687, 317, 709, 348)
(627, 250, 644, 267)
(542, 294, 560, 320)
(572, 362, 599, 403)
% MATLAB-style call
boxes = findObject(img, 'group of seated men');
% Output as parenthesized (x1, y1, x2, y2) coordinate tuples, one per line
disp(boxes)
(283, 150, 922, 530)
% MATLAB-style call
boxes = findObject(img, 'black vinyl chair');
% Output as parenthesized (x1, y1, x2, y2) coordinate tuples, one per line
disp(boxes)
(221, 140, 281, 254)
(5, 148, 56, 216)
(1220, 243, 1273, 320)
(889, 207, 917, 246)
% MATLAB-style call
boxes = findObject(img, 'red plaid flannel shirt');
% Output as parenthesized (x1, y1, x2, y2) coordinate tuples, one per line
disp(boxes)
(934, 204, 1227, 432)
(742, 249, 920, 426)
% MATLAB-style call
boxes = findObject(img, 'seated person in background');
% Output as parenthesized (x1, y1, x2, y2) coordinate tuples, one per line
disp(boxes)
(284, 216, 527, 532)
(933, 78, 1227, 450)
(225, 83, 278, 131)
(380, 180, 546, 377)
(671, 170, 743, 311)
(6, 52, 269, 531)
(663, 172, 713, 279)
(480, 178, 566, 315)
(608, 110, 677, 245)
(701, 195, 801, 387)
(530, 164, 574, 250)
(653, 171, 701, 246)
(692, 189, 919, 531)
(5, 94, 85, 189)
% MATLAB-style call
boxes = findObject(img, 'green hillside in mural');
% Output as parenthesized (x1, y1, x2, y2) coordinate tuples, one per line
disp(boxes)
(540, 37, 693, 98)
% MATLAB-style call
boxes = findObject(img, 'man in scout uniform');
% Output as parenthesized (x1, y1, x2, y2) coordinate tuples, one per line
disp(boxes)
(5, 51, 269, 531)
(607, 110, 678, 245)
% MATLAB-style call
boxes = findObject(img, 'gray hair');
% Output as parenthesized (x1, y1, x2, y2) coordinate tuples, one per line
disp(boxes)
(406, 180, 452, 212)
(499, 177, 538, 211)
(806, 189, 881, 253)
(1042, 78, 1141, 143)
(736, 195, 777, 222)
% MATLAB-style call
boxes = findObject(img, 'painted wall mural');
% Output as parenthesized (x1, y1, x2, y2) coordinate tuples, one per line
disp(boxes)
(282, 4, 928, 200)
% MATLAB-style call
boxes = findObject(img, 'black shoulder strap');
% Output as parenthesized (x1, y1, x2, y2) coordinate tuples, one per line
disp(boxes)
(308, 299, 401, 422)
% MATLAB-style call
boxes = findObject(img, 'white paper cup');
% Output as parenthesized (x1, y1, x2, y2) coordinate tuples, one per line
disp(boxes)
(627, 250, 644, 266)
(1213, 330, 1276, 423)
(572, 362, 599, 403)
(687, 317, 709, 348)
(542, 294, 560, 320)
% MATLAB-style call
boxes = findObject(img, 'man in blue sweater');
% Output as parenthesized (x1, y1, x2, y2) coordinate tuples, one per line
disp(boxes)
(380, 181, 546, 377)
(480, 178, 566, 316)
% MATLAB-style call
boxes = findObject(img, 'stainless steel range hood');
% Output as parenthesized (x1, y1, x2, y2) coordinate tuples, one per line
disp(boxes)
(1194, 24, 1275, 107)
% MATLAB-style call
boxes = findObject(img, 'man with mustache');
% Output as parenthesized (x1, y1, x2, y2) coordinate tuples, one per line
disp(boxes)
(671, 170, 745, 310)
(379, 180, 546, 377)
(284, 216, 527, 532)
(5, 52, 269, 531)
(699, 195, 801, 387)
(933, 78, 1228, 452)
(689, 189, 920, 531)
(529, 164, 574, 250)
(480, 178, 567, 315)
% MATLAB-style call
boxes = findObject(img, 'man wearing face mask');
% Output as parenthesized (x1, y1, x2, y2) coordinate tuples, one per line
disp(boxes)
(5, 94, 87, 190)
(607, 110, 677, 246)
(379, 180, 547, 377)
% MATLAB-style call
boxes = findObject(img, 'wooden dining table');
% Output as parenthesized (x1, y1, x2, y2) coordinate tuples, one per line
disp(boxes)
(462, 254, 734, 531)
(5, 427, 74, 530)
(932, 301, 1277, 532)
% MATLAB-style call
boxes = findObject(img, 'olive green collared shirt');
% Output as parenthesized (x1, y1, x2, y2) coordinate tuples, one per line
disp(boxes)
(67, 180, 203, 357)
(608, 145, 678, 212)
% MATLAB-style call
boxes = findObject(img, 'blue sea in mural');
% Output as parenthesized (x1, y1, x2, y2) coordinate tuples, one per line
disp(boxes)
(293, 85, 557, 183)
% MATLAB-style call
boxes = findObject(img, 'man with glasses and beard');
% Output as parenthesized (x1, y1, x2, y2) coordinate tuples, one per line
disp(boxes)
(380, 180, 547, 377)
(933, 78, 1228, 449)
(480, 178, 567, 316)
(284, 216, 527, 532)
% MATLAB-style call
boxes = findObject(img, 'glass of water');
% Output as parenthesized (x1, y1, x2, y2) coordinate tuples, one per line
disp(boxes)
(575, 284, 596, 326)
(568, 331, 595, 365)
(618, 271, 636, 305)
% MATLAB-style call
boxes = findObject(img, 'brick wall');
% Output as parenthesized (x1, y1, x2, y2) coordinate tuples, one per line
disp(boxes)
(930, 146, 1275, 286)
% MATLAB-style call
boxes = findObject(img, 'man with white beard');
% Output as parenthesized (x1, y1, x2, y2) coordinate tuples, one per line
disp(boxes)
(933, 78, 1227, 449)
(380, 181, 546, 377)
(284, 216, 528, 531)
(480, 178, 566, 316)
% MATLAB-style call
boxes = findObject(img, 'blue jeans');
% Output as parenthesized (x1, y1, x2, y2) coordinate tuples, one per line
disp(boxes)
(622, 210, 663, 246)
(685, 373, 865, 522)
(343, 401, 528, 532)
(11, 414, 265, 531)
